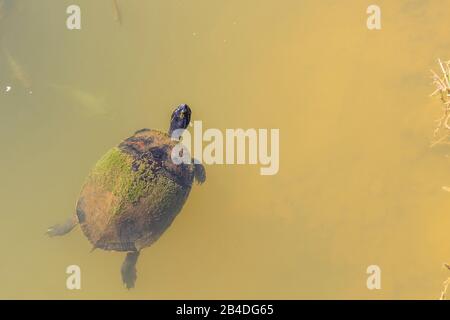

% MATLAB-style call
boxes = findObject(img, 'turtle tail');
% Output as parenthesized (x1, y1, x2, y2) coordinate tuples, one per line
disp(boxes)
(121, 251, 140, 289)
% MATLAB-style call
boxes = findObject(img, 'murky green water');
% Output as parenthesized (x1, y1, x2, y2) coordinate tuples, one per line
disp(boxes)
(1, 0, 450, 299)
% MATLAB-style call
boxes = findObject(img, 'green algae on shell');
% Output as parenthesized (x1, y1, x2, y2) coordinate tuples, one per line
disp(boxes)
(88, 147, 158, 215)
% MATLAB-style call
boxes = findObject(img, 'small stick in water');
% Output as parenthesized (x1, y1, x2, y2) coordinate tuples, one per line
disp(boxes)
(440, 264, 450, 300)
(0, 1, 5, 21)
(429, 59, 450, 146)
(112, 0, 121, 25)
(3, 48, 32, 91)
(440, 278, 449, 300)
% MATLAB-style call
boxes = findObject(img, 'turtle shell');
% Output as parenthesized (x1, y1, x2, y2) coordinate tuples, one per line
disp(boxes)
(75, 129, 194, 252)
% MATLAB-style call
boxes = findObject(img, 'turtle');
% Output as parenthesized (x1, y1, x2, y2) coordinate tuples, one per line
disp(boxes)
(47, 104, 206, 289)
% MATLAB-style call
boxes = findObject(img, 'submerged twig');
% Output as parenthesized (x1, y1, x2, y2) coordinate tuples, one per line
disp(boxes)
(440, 278, 449, 300)
(112, 0, 121, 25)
(2, 47, 32, 91)
(440, 264, 450, 300)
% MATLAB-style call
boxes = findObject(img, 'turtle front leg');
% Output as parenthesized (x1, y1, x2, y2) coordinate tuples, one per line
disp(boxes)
(46, 215, 78, 237)
(193, 160, 206, 184)
(121, 251, 140, 289)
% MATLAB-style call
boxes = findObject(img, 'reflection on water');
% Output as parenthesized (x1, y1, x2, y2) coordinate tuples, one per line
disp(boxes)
(1, 0, 450, 299)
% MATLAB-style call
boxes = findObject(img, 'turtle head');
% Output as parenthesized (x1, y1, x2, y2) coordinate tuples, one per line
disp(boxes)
(169, 104, 191, 136)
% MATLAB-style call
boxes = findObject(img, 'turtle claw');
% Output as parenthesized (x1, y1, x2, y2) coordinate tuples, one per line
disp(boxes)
(122, 271, 137, 289)
(46, 225, 58, 237)
(46, 216, 78, 237)
(46, 224, 67, 237)
(194, 162, 206, 185)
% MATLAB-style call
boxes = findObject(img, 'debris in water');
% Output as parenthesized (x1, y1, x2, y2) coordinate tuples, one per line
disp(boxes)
(3, 48, 32, 90)
(440, 278, 449, 300)
(430, 59, 450, 147)
(112, 0, 121, 25)
(0, 1, 4, 21)
(49, 84, 108, 116)
(440, 264, 450, 300)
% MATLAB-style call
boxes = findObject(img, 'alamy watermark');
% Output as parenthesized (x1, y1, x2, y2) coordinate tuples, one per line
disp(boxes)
(366, 5, 381, 30)
(66, 265, 81, 290)
(366, 265, 381, 290)
(171, 121, 280, 176)
(66, 5, 81, 30)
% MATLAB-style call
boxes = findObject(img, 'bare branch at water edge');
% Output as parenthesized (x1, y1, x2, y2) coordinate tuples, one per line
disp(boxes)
(430, 59, 450, 147)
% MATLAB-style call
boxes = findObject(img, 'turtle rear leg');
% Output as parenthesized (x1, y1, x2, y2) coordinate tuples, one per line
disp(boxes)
(121, 251, 140, 289)
(46, 215, 78, 237)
